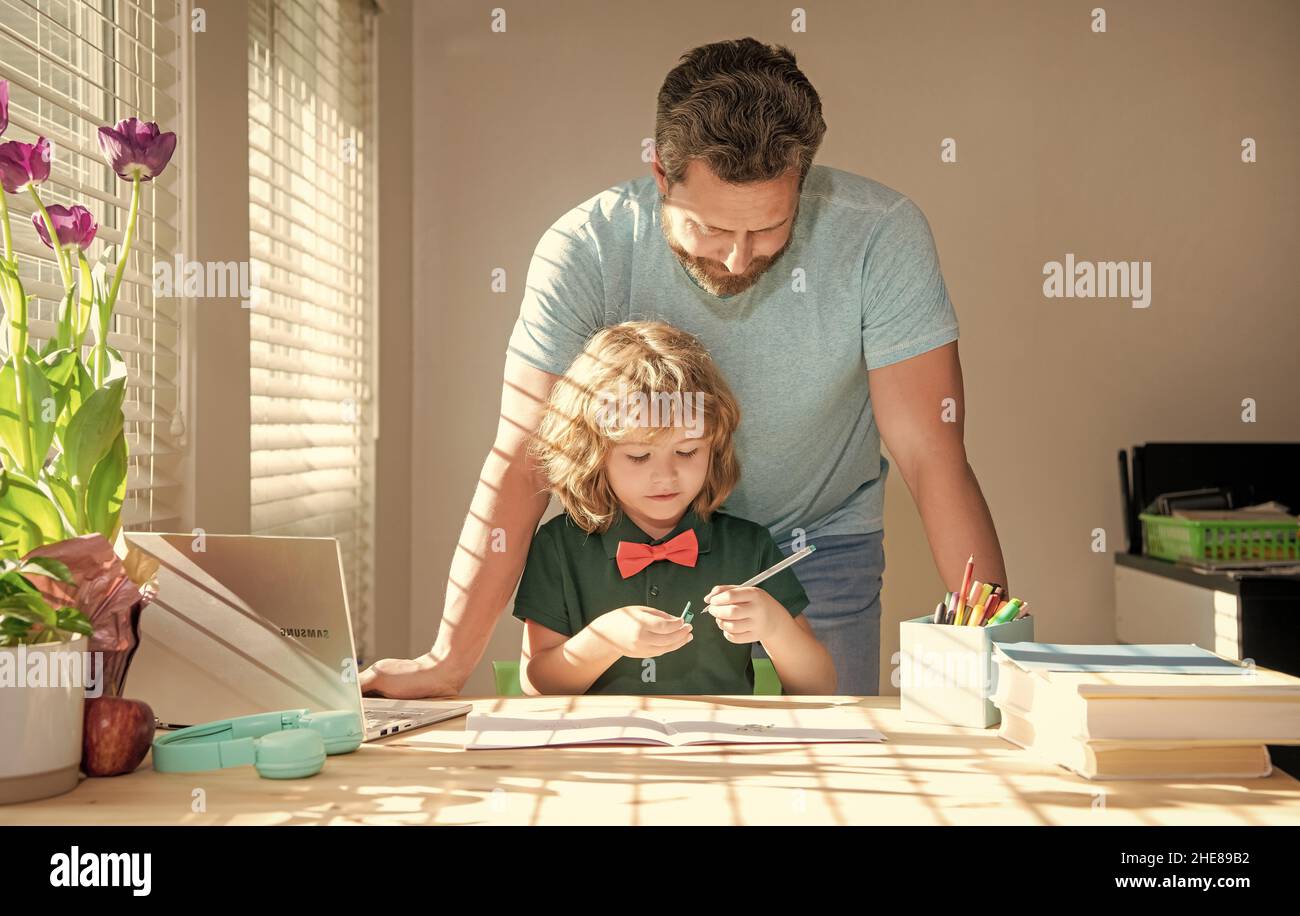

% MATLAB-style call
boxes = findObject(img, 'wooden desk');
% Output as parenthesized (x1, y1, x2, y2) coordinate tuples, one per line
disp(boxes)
(5, 695, 1300, 825)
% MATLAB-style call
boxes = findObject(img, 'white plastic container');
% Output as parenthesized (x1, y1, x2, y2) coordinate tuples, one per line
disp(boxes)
(0, 635, 87, 804)
(899, 614, 1035, 728)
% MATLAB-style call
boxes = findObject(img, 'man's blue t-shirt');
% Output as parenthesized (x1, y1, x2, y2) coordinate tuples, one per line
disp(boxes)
(507, 164, 959, 542)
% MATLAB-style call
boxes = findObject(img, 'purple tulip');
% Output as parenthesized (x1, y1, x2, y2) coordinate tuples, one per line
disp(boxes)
(97, 117, 176, 181)
(0, 136, 51, 193)
(31, 204, 98, 252)
(0, 79, 8, 137)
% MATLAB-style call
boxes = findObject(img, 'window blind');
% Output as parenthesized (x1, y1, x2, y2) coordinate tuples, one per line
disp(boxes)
(0, 0, 186, 531)
(247, 0, 377, 659)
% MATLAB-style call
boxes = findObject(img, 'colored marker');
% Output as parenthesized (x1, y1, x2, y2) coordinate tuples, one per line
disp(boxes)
(954, 555, 975, 627)
(990, 598, 1023, 625)
(970, 583, 994, 624)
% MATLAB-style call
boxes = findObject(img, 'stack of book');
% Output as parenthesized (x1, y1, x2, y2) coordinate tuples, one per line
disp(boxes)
(991, 642, 1300, 780)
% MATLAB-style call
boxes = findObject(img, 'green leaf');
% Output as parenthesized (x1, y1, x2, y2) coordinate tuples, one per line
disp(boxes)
(77, 252, 106, 348)
(11, 556, 73, 583)
(76, 358, 96, 403)
(90, 245, 116, 335)
(0, 260, 21, 350)
(54, 607, 93, 638)
(0, 617, 33, 646)
(0, 468, 70, 556)
(0, 593, 57, 629)
(77, 255, 95, 343)
(89, 345, 127, 387)
(53, 357, 96, 454)
(0, 357, 56, 473)
(61, 376, 125, 486)
(35, 476, 76, 536)
(1, 615, 30, 636)
(29, 369, 56, 469)
(36, 347, 78, 441)
(0, 593, 87, 645)
(44, 474, 78, 532)
(55, 286, 77, 350)
(85, 428, 127, 539)
(38, 347, 79, 391)
(0, 570, 40, 596)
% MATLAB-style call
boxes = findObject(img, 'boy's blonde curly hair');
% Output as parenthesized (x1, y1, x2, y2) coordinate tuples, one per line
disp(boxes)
(529, 321, 742, 534)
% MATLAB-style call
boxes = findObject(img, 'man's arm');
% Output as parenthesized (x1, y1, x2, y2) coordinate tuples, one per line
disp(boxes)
(359, 352, 560, 698)
(868, 340, 1009, 596)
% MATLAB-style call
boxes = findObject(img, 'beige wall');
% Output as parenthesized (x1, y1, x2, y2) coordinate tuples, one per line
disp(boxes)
(406, 0, 1300, 695)
(373, 0, 416, 662)
(185, 0, 251, 535)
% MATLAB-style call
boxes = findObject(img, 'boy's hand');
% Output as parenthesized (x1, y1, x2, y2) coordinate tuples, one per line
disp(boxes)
(704, 585, 786, 644)
(588, 605, 693, 659)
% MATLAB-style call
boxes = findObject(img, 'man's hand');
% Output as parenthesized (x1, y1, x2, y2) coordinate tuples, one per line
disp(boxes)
(359, 653, 465, 699)
(703, 585, 786, 643)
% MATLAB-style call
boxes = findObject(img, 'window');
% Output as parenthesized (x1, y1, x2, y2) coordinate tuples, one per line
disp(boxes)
(247, 0, 377, 659)
(0, 0, 186, 530)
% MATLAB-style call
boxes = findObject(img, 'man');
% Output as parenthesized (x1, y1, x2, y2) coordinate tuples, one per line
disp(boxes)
(362, 37, 1007, 698)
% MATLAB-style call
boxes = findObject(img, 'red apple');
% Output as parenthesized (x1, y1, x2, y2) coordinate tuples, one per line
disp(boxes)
(82, 696, 155, 777)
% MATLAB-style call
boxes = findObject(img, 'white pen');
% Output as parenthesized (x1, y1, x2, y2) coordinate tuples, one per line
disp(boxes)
(735, 544, 816, 588)
(679, 546, 818, 624)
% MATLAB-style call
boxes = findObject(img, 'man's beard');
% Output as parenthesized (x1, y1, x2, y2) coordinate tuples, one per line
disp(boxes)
(658, 197, 797, 297)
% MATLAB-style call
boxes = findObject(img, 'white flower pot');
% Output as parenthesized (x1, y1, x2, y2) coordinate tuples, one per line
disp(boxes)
(0, 634, 87, 804)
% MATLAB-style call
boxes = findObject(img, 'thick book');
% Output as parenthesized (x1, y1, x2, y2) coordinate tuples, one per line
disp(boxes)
(991, 644, 1300, 742)
(998, 709, 1273, 780)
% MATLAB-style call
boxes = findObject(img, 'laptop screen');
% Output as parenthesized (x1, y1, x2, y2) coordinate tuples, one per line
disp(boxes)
(121, 533, 362, 727)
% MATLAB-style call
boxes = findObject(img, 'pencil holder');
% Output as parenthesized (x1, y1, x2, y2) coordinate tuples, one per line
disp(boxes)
(898, 614, 1035, 728)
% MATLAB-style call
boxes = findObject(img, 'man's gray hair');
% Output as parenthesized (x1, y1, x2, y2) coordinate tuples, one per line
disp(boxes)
(655, 37, 827, 190)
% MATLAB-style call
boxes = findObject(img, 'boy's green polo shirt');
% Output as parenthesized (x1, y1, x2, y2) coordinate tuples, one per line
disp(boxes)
(513, 507, 811, 695)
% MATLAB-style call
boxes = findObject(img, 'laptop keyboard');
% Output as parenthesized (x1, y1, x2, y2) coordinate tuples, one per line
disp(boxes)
(365, 707, 412, 725)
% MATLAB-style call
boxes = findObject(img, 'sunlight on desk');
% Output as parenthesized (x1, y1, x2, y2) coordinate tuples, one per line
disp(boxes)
(4, 696, 1299, 826)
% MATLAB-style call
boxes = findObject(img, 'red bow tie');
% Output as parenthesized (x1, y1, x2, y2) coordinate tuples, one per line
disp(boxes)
(615, 529, 699, 578)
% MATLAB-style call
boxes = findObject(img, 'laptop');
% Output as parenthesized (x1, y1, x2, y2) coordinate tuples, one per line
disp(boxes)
(121, 533, 471, 740)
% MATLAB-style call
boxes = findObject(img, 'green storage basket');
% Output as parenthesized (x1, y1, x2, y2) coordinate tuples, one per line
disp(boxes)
(1140, 512, 1300, 564)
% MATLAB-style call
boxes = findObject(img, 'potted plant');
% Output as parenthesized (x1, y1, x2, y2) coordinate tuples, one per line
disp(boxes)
(0, 556, 90, 803)
(0, 78, 171, 802)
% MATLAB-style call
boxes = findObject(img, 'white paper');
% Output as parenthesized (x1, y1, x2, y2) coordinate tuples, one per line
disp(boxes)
(464, 708, 886, 750)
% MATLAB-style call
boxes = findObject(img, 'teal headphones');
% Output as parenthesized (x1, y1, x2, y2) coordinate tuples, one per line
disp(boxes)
(152, 709, 364, 779)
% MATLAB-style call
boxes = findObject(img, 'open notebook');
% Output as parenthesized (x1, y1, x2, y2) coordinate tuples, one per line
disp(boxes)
(464, 708, 887, 750)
